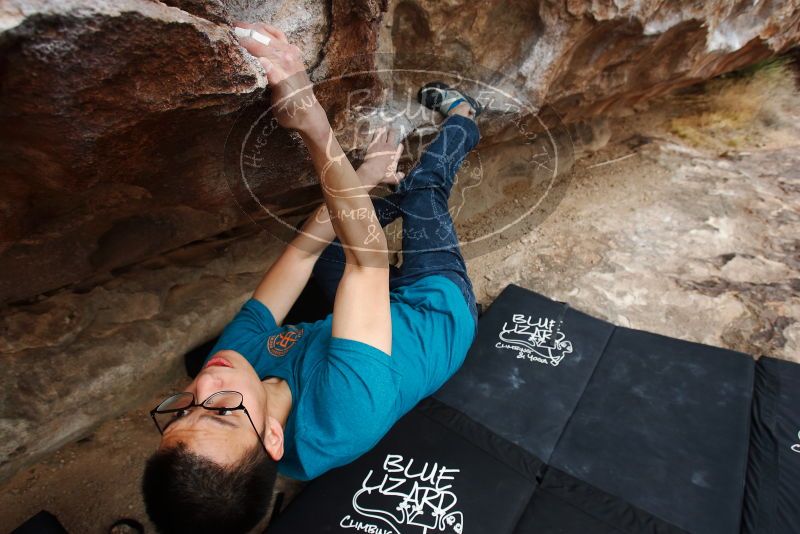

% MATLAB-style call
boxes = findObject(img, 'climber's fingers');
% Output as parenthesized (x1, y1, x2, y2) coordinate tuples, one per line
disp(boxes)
(380, 171, 405, 186)
(258, 23, 289, 44)
(258, 46, 304, 84)
(234, 24, 272, 57)
(232, 23, 283, 56)
(233, 21, 270, 46)
(234, 21, 288, 46)
(233, 21, 303, 73)
(368, 127, 388, 149)
(233, 26, 303, 86)
(258, 57, 288, 86)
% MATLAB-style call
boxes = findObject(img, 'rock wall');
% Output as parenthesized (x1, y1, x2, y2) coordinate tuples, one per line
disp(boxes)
(1, 0, 800, 481)
(2, 0, 799, 305)
(0, 0, 384, 304)
(384, 0, 800, 119)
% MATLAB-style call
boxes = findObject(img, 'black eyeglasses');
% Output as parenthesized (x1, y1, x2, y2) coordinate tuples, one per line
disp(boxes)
(150, 391, 268, 455)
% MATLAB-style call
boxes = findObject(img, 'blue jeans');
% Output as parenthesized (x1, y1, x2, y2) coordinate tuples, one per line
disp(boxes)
(312, 114, 480, 325)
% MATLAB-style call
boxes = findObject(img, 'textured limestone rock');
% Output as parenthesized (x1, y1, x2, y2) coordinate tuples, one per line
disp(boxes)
(0, 0, 262, 305)
(3, 0, 800, 304)
(0, 0, 382, 304)
(384, 0, 800, 121)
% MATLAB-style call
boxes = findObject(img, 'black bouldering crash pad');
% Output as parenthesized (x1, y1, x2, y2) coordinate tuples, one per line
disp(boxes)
(270, 284, 800, 534)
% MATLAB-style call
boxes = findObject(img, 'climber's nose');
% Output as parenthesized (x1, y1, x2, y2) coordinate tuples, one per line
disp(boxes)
(193, 369, 226, 400)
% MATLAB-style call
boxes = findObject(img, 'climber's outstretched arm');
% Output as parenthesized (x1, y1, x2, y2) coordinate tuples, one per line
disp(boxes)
(251, 149, 400, 326)
(236, 22, 391, 354)
(298, 120, 392, 354)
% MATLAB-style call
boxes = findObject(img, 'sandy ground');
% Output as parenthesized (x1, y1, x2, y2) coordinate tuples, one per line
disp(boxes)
(2, 68, 799, 532)
(1, 389, 166, 533)
(467, 75, 800, 363)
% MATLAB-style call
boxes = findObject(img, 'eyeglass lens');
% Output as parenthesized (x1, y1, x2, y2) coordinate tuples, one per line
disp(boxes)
(153, 391, 244, 431)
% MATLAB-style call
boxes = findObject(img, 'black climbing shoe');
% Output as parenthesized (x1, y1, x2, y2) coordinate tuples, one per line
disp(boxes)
(417, 81, 483, 117)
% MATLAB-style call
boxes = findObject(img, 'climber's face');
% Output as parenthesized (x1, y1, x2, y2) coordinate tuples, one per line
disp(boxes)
(158, 350, 283, 464)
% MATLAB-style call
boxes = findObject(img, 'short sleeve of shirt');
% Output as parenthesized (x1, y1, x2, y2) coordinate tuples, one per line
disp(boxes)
(207, 299, 279, 359)
(290, 338, 402, 478)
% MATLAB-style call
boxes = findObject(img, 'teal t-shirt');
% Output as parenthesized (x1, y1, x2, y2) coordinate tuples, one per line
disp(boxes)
(207, 275, 475, 480)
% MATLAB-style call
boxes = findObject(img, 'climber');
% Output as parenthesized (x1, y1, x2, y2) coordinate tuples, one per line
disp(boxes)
(140, 22, 482, 533)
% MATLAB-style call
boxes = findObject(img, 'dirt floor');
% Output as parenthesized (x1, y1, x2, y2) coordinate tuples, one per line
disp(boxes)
(467, 61, 800, 363)
(2, 65, 799, 532)
(1, 388, 168, 533)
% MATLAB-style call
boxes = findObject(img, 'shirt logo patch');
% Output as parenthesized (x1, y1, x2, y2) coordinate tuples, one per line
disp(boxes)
(267, 327, 304, 357)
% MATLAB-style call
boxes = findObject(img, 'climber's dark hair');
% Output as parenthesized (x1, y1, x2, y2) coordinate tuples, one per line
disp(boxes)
(142, 442, 277, 534)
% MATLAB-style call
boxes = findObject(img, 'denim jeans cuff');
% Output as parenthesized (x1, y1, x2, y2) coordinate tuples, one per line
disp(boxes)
(442, 114, 481, 151)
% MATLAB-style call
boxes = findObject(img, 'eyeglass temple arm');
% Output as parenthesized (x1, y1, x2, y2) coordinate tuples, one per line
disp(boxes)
(150, 412, 164, 434)
(243, 407, 270, 456)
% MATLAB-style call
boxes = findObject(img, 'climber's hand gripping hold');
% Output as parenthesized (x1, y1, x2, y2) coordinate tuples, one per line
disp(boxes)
(234, 21, 327, 134)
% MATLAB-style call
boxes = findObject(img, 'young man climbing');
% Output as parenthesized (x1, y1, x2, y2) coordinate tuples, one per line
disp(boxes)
(142, 22, 482, 533)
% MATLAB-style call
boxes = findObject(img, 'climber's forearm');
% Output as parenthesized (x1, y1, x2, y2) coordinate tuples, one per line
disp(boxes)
(299, 120, 389, 269)
(287, 165, 384, 261)
(252, 244, 315, 325)
(288, 204, 336, 258)
(298, 117, 391, 354)
(232, 22, 390, 348)
(250, 163, 384, 323)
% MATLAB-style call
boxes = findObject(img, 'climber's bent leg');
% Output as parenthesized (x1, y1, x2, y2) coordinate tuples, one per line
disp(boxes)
(391, 114, 480, 324)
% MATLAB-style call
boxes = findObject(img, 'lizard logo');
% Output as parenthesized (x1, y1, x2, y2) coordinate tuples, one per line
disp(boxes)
(496, 313, 573, 367)
(267, 327, 304, 357)
(342, 453, 464, 534)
